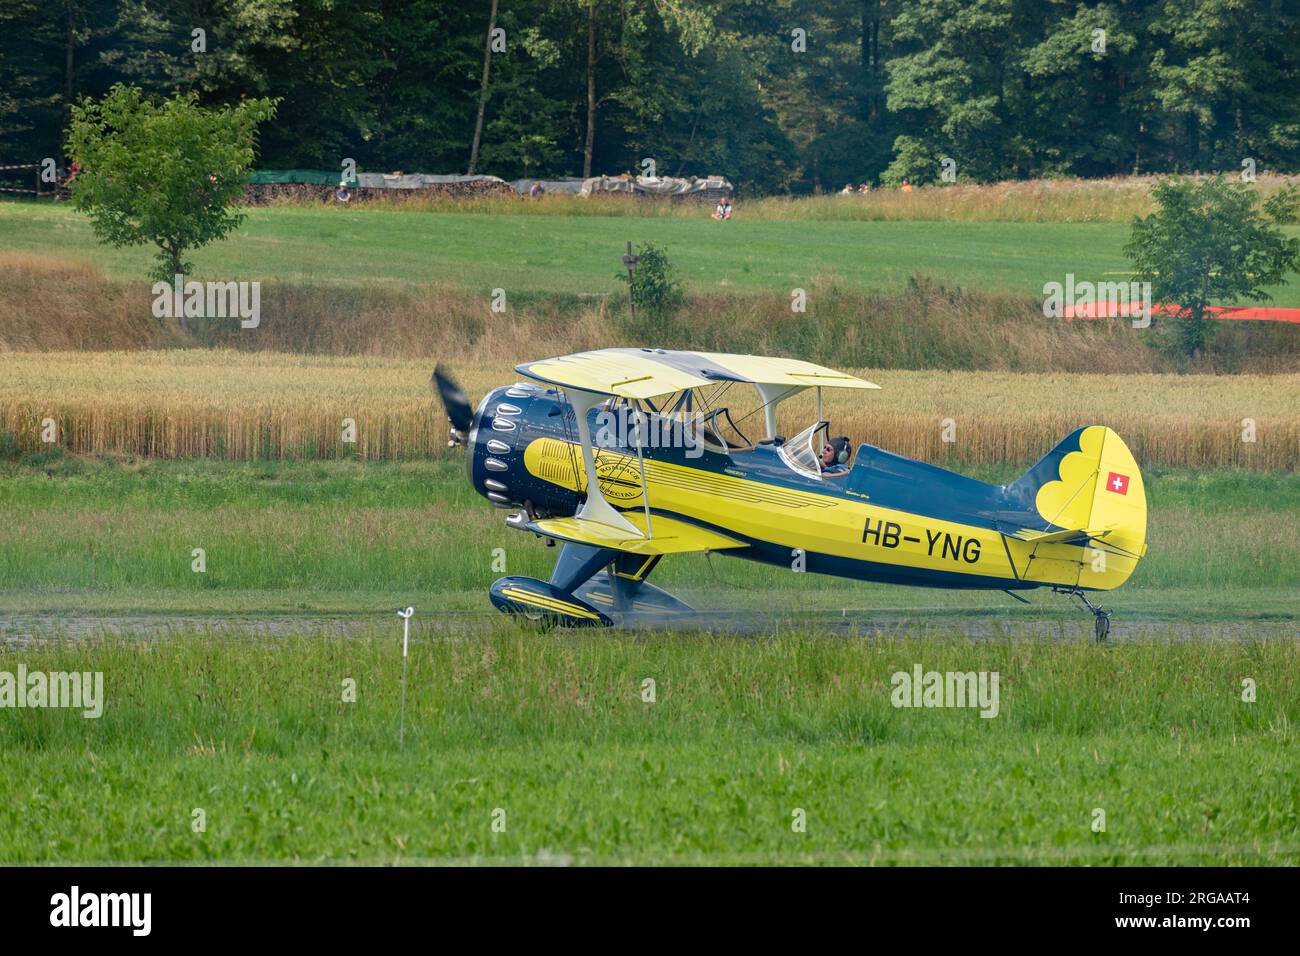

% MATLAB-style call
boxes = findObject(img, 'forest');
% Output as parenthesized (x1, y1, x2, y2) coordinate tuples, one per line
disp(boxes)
(3, 0, 1299, 193)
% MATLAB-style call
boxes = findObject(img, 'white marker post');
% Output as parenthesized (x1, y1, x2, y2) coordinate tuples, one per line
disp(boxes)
(397, 606, 414, 748)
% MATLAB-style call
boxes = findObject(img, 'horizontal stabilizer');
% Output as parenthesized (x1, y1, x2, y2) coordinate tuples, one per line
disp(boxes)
(1010, 526, 1114, 546)
(526, 513, 747, 556)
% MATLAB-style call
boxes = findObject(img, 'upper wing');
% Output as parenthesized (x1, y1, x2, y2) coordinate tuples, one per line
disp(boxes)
(515, 348, 880, 399)
(526, 513, 748, 556)
(692, 351, 880, 390)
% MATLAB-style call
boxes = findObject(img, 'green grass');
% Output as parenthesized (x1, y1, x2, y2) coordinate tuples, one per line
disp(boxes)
(5, 201, 1300, 303)
(1, 628, 1296, 863)
(1, 458, 1294, 864)
(1, 458, 1296, 622)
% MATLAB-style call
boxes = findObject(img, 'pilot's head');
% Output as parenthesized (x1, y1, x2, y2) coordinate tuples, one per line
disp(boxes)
(821, 436, 851, 469)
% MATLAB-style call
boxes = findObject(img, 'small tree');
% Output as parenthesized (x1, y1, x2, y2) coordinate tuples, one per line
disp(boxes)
(1124, 176, 1299, 358)
(618, 242, 684, 315)
(66, 85, 276, 282)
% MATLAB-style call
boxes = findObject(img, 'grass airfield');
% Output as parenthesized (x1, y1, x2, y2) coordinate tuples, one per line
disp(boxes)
(1, 457, 1296, 863)
(1, 190, 1297, 864)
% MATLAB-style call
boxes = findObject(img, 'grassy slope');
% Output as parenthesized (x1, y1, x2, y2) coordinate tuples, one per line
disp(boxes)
(4, 201, 1300, 303)
(1, 629, 1296, 863)
(1, 459, 1296, 623)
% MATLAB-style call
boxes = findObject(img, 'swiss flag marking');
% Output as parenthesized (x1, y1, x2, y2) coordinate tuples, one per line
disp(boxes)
(1106, 471, 1129, 495)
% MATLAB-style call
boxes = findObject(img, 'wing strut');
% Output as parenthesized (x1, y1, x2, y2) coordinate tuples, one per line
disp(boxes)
(566, 389, 641, 536)
(632, 405, 653, 539)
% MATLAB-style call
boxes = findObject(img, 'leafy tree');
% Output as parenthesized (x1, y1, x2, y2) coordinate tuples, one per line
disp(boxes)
(363, 1, 483, 172)
(66, 84, 276, 281)
(99, 0, 300, 112)
(754, 0, 880, 191)
(0, 0, 115, 164)
(0, 0, 63, 155)
(1020, 3, 1141, 177)
(1124, 176, 1300, 357)
(476, 16, 572, 178)
(884, 0, 1025, 184)
(619, 242, 684, 315)
(1149, 0, 1300, 169)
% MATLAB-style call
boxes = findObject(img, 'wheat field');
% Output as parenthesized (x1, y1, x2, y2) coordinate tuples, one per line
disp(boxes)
(2, 350, 1295, 469)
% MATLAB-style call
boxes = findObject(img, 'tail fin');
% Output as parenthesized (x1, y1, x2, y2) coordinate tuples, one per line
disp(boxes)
(1004, 426, 1148, 590)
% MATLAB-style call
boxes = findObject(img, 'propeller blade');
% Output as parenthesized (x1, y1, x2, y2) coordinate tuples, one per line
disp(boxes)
(432, 365, 474, 434)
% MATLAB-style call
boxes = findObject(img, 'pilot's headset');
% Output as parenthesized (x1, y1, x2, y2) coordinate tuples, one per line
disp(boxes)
(829, 436, 851, 464)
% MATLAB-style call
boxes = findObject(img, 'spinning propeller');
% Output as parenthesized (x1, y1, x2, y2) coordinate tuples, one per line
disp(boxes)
(432, 365, 473, 446)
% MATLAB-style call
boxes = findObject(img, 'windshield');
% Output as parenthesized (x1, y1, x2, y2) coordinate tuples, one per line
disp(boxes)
(781, 420, 831, 475)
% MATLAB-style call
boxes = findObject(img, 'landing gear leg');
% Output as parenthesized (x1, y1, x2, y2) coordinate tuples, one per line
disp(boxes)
(1053, 587, 1111, 642)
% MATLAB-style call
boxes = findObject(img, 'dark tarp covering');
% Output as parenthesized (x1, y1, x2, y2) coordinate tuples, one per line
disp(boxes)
(247, 169, 343, 185)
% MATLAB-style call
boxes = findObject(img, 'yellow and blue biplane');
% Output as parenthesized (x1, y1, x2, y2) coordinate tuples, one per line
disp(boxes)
(435, 349, 1147, 638)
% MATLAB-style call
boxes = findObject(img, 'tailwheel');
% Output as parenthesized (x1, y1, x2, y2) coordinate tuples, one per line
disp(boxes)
(1052, 586, 1112, 643)
(1093, 608, 1111, 642)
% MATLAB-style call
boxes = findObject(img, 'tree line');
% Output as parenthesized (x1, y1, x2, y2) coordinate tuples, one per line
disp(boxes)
(3, 0, 1299, 194)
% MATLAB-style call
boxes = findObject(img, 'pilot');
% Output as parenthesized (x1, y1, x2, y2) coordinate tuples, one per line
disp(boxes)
(820, 436, 852, 475)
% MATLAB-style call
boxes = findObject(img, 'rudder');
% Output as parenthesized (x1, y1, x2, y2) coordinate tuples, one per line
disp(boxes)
(1005, 426, 1147, 590)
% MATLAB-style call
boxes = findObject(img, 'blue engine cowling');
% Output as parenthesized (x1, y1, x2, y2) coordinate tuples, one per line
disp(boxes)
(467, 382, 584, 518)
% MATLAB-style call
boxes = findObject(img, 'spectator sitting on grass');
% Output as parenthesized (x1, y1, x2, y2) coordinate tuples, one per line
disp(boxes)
(335, 181, 351, 204)
(529, 181, 545, 198)
(712, 197, 733, 220)
(900, 177, 913, 193)
(840, 183, 854, 195)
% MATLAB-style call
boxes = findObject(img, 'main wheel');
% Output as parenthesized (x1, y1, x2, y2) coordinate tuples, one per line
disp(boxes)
(488, 575, 613, 627)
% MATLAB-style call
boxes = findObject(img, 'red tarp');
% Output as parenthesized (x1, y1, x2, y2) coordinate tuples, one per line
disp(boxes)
(1064, 302, 1300, 323)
